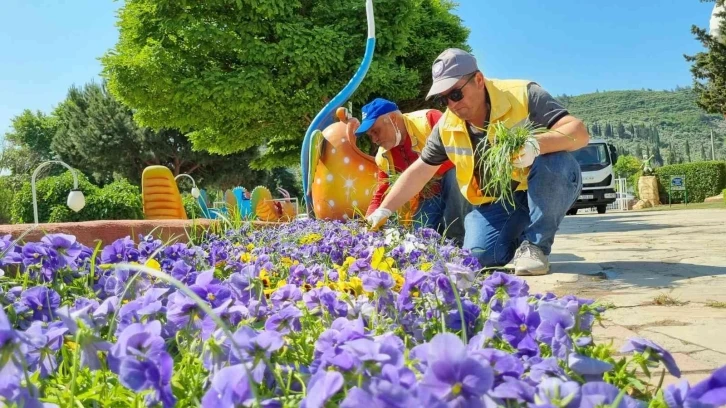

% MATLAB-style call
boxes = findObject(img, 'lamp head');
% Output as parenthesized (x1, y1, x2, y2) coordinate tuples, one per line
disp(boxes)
(67, 189, 85, 212)
(191, 187, 201, 199)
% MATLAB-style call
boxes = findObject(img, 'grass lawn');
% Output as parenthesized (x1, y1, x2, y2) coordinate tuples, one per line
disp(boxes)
(639, 201, 726, 212)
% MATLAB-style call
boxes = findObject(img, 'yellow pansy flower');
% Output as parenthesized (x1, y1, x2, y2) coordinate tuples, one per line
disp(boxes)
(299, 233, 323, 245)
(392, 273, 404, 293)
(144, 259, 160, 273)
(371, 247, 396, 273)
(348, 277, 366, 297)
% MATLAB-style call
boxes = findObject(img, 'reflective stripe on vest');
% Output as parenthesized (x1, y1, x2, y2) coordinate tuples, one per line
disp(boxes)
(440, 78, 533, 205)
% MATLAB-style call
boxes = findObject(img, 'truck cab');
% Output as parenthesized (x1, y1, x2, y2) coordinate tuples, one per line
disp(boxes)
(568, 139, 618, 215)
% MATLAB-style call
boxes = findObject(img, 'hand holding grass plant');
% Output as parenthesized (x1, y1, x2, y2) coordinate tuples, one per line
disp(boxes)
(475, 120, 549, 207)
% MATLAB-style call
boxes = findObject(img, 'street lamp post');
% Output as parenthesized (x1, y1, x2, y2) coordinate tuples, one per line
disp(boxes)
(32, 160, 85, 224)
(174, 174, 200, 198)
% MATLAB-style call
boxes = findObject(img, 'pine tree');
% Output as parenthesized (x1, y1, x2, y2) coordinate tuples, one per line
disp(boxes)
(590, 124, 599, 136)
(701, 143, 707, 160)
(628, 123, 636, 138)
(617, 122, 627, 139)
(654, 127, 661, 146)
(605, 123, 613, 137)
(685, 140, 692, 162)
(635, 144, 643, 158)
(653, 144, 664, 166)
(667, 145, 677, 165)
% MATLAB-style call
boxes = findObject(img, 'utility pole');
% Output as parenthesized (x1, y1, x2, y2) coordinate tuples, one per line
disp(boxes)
(711, 130, 716, 161)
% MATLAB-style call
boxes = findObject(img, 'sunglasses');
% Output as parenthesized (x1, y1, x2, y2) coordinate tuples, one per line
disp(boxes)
(433, 74, 476, 107)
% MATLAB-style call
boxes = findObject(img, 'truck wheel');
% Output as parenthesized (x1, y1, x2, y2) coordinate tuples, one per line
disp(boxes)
(597, 205, 607, 214)
(567, 209, 578, 216)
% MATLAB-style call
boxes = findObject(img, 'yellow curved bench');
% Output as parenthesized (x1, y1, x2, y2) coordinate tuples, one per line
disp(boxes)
(141, 166, 187, 220)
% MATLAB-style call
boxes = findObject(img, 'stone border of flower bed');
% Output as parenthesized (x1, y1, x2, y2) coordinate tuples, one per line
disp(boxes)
(0, 219, 286, 247)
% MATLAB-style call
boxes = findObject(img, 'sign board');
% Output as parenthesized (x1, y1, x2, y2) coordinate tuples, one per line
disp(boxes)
(670, 175, 686, 191)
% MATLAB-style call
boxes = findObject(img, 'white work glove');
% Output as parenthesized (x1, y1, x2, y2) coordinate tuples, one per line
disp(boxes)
(366, 208, 392, 231)
(512, 137, 541, 168)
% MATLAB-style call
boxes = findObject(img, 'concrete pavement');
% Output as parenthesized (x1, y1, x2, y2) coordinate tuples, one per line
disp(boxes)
(525, 208, 726, 386)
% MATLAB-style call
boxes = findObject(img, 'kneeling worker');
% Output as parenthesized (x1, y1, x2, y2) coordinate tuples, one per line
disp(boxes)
(366, 49, 589, 276)
(343, 98, 470, 245)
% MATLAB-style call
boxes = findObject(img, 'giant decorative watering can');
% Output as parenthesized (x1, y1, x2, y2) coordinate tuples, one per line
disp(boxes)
(300, 0, 379, 220)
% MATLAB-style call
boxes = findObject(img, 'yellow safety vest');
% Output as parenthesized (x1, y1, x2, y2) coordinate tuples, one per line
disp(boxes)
(440, 78, 532, 205)
(374, 110, 437, 175)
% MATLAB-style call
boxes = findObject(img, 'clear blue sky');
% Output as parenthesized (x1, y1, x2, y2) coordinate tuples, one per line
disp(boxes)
(0, 0, 717, 137)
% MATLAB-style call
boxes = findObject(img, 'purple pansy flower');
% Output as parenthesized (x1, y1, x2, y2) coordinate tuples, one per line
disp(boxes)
(621, 337, 681, 378)
(264, 305, 302, 334)
(20, 286, 60, 323)
(420, 333, 494, 406)
(580, 382, 643, 408)
(40, 233, 82, 268)
(686, 366, 726, 407)
(300, 370, 344, 408)
(534, 378, 581, 408)
(498, 296, 541, 354)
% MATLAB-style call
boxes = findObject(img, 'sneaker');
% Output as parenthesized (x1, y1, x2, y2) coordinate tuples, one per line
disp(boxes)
(512, 241, 550, 276)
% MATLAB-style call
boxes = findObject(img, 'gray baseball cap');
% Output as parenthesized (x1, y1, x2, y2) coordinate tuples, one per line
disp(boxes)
(426, 48, 479, 99)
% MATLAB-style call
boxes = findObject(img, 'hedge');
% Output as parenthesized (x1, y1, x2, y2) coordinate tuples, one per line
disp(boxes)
(654, 161, 726, 204)
(11, 171, 143, 223)
(0, 177, 14, 224)
(182, 193, 200, 219)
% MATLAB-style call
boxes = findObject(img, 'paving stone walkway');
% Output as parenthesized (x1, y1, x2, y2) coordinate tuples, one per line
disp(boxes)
(524, 208, 726, 386)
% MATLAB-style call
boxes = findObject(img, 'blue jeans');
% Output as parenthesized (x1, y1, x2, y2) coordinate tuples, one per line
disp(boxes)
(412, 168, 470, 245)
(463, 151, 582, 267)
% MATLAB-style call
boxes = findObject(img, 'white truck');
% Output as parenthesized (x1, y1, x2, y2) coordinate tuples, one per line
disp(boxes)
(567, 139, 619, 215)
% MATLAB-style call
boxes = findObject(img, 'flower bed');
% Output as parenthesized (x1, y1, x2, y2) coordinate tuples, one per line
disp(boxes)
(1, 221, 724, 407)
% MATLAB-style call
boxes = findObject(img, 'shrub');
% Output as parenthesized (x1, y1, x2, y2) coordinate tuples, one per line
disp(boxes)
(630, 170, 643, 199)
(182, 194, 200, 219)
(655, 161, 726, 204)
(11, 171, 99, 224)
(0, 177, 14, 224)
(92, 179, 144, 220)
(11, 172, 143, 223)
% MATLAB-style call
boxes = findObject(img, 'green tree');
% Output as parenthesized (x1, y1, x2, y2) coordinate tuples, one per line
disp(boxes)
(617, 122, 627, 139)
(613, 155, 642, 179)
(0, 110, 58, 176)
(701, 142, 708, 159)
(667, 145, 678, 165)
(51, 81, 268, 188)
(101, 0, 470, 168)
(685, 0, 726, 116)
(605, 123, 613, 137)
(635, 144, 643, 158)
(653, 144, 664, 166)
(685, 139, 692, 162)
(589, 124, 598, 136)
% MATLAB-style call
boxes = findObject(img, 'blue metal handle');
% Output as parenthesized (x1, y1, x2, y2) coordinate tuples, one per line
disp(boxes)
(300, 0, 376, 216)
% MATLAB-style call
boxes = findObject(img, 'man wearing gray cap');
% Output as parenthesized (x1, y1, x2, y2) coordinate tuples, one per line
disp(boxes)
(366, 48, 589, 276)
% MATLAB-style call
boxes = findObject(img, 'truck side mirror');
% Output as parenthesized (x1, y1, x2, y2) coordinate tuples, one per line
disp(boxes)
(609, 145, 618, 164)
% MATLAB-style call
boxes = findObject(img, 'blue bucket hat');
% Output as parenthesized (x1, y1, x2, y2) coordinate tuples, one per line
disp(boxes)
(355, 98, 399, 135)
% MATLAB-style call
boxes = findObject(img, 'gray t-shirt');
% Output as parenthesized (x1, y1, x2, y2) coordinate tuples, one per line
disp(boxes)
(420, 82, 569, 166)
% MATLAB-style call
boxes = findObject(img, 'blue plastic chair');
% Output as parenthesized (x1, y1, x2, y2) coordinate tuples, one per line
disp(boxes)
(233, 187, 253, 218)
(197, 189, 223, 219)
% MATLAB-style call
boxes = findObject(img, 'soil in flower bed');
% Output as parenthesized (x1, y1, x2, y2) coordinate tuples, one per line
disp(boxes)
(1, 220, 725, 407)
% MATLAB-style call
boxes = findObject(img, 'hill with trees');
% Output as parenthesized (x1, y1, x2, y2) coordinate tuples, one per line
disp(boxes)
(556, 87, 725, 166)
